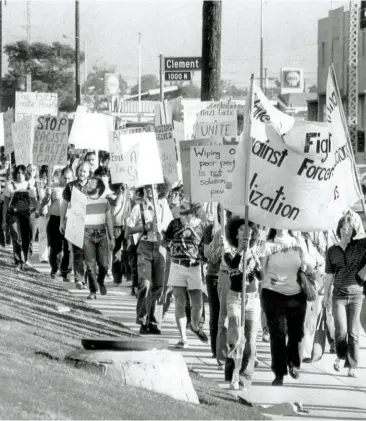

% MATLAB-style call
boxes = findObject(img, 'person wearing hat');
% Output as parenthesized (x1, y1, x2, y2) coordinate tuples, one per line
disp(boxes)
(162, 202, 208, 348)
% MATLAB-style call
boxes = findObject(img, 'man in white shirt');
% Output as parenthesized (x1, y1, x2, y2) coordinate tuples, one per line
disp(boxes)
(126, 184, 173, 335)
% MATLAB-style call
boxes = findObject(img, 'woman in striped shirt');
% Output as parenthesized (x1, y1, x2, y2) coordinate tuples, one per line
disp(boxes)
(324, 214, 366, 377)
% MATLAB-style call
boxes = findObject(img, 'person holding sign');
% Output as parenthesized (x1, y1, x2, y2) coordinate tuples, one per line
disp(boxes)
(82, 176, 115, 300)
(60, 162, 92, 289)
(162, 203, 208, 348)
(223, 217, 262, 392)
(2, 165, 40, 270)
(126, 184, 173, 335)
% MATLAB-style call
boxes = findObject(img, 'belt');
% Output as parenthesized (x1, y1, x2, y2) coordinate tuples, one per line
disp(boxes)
(229, 290, 260, 299)
(172, 259, 199, 268)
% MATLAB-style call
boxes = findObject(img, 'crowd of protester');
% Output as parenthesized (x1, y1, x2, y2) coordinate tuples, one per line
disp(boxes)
(0, 148, 365, 395)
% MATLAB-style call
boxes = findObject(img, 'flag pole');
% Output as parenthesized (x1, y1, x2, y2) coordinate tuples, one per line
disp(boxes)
(241, 74, 255, 327)
(330, 64, 366, 219)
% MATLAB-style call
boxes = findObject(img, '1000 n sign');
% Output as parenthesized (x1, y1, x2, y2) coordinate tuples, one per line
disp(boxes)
(165, 72, 191, 81)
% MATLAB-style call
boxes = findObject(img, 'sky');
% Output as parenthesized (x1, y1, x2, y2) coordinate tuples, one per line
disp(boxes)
(3, 0, 351, 89)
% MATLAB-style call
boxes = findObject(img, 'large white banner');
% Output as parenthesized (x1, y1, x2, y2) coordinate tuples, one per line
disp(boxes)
(15, 92, 58, 122)
(65, 188, 87, 248)
(69, 106, 114, 151)
(109, 131, 164, 187)
(224, 75, 361, 231)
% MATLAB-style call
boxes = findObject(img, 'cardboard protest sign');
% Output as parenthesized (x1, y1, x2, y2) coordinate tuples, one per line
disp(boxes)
(180, 138, 223, 198)
(173, 120, 185, 181)
(224, 76, 361, 231)
(155, 124, 179, 185)
(11, 115, 35, 165)
(33, 115, 69, 166)
(109, 131, 164, 187)
(65, 188, 87, 248)
(190, 145, 236, 203)
(69, 106, 114, 150)
(15, 92, 58, 122)
(3, 108, 14, 155)
(194, 120, 237, 141)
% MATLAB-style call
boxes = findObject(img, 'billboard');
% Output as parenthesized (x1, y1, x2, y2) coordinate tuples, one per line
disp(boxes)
(280, 68, 304, 94)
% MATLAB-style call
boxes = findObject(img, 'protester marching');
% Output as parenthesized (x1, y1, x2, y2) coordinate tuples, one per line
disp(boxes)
(1, 64, 366, 407)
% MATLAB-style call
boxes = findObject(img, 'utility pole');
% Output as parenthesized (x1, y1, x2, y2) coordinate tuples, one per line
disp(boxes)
(26, 1, 31, 92)
(138, 32, 141, 111)
(260, 0, 264, 91)
(264, 68, 268, 97)
(201, 1, 222, 101)
(75, 0, 81, 107)
(0, 1, 2, 112)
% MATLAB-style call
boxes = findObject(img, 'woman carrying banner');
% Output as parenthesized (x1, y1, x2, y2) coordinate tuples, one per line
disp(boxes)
(323, 215, 366, 378)
(2, 165, 40, 270)
(223, 216, 262, 392)
(259, 229, 310, 386)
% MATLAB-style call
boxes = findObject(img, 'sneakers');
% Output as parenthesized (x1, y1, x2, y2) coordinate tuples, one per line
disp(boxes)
(289, 364, 300, 380)
(348, 368, 358, 378)
(75, 281, 83, 290)
(230, 381, 240, 390)
(175, 340, 189, 349)
(272, 375, 284, 386)
(23, 261, 33, 269)
(99, 284, 107, 296)
(334, 358, 345, 372)
(15, 263, 23, 271)
(87, 293, 97, 300)
(189, 324, 208, 343)
(148, 324, 161, 335)
(262, 328, 270, 342)
(139, 325, 149, 335)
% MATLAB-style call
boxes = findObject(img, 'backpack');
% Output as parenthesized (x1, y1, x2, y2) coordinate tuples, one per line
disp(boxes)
(9, 182, 32, 215)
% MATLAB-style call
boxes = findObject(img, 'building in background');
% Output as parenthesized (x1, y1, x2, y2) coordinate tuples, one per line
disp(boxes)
(308, 6, 366, 164)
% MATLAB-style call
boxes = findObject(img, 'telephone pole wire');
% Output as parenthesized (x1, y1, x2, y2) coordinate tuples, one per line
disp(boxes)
(201, 1, 222, 101)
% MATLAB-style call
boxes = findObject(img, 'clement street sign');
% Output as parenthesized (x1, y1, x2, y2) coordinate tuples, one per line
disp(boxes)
(165, 71, 192, 81)
(164, 57, 202, 71)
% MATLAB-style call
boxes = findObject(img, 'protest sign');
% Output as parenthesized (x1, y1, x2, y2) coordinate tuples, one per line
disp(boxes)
(155, 124, 179, 185)
(109, 131, 163, 187)
(33, 115, 69, 166)
(11, 115, 34, 165)
(173, 120, 184, 181)
(194, 120, 237, 140)
(190, 145, 236, 202)
(15, 92, 58, 122)
(180, 138, 222, 198)
(69, 106, 114, 150)
(224, 75, 361, 231)
(3, 108, 14, 155)
(65, 188, 87, 248)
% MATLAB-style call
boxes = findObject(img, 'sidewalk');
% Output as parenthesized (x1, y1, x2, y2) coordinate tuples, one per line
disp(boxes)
(30, 249, 366, 420)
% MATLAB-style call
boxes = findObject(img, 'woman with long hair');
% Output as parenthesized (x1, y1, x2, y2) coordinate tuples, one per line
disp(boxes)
(260, 228, 310, 386)
(2, 165, 39, 270)
(223, 216, 262, 392)
(324, 215, 366, 377)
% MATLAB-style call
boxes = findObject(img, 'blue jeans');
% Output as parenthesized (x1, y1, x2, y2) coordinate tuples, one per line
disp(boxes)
(216, 269, 231, 363)
(332, 293, 364, 368)
(226, 290, 261, 386)
(83, 228, 109, 294)
(136, 240, 166, 327)
(206, 273, 220, 356)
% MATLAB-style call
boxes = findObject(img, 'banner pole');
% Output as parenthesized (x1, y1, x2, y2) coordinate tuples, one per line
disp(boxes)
(240, 74, 255, 328)
(330, 64, 366, 218)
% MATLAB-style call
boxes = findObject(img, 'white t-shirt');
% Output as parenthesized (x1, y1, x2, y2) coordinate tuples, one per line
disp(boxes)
(4, 181, 36, 200)
(260, 234, 303, 296)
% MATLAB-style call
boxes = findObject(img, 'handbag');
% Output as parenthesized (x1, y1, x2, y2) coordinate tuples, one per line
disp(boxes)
(297, 268, 318, 302)
(311, 307, 327, 362)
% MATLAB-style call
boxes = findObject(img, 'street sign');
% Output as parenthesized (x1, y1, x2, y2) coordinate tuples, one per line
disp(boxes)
(164, 57, 202, 71)
(165, 71, 192, 82)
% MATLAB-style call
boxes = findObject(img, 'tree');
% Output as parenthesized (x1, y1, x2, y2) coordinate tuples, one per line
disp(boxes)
(220, 79, 247, 98)
(2, 40, 84, 111)
(85, 64, 128, 96)
(130, 74, 159, 95)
